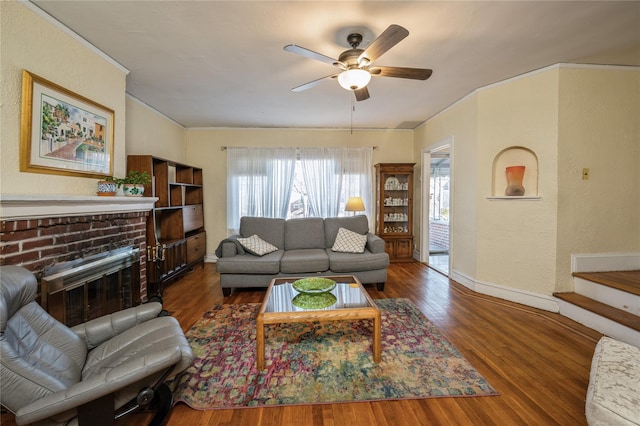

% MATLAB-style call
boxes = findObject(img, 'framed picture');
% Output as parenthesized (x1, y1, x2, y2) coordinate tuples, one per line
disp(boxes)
(20, 70, 114, 178)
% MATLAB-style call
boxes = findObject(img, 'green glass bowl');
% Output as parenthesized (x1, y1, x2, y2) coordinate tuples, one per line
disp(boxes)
(292, 292, 337, 309)
(292, 277, 336, 294)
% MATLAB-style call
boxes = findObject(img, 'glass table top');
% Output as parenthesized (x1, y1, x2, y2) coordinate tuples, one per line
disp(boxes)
(264, 279, 374, 313)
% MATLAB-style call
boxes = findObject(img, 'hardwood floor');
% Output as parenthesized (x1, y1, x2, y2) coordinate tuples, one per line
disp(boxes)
(2, 262, 603, 425)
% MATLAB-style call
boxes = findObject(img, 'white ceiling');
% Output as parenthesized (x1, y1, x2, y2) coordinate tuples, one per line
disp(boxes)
(30, 1, 640, 130)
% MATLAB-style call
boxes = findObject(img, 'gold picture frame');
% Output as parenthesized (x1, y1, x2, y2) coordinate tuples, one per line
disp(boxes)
(20, 70, 114, 178)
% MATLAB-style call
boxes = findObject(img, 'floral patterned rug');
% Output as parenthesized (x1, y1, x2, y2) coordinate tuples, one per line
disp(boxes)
(168, 298, 497, 409)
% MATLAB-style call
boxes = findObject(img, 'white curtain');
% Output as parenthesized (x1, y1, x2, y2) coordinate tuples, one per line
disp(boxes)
(298, 147, 373, 221)
(299, 147, 344, 218)
(226, 147, 296, 234)
(341, 147, 374, 224)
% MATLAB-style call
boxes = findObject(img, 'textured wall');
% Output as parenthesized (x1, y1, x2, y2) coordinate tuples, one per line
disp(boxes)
(125, 95, 186, 161)
(0, 1, 127, 196)
(555, 67, 640, 291)
(415, 64, 639, 301)
(475, 68, 560, 296)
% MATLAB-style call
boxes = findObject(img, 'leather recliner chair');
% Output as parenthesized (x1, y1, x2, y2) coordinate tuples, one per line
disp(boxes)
(0, 265, 194, 425)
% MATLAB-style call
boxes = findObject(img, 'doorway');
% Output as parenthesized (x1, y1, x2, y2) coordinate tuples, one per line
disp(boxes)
(421, 139, 452, 276)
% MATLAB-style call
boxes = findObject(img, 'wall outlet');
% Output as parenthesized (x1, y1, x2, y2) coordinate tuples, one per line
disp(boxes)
(582, 168, 590, 180)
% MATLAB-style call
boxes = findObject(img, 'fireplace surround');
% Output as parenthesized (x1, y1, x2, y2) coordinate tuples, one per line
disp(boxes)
(0, 195, 157, 316)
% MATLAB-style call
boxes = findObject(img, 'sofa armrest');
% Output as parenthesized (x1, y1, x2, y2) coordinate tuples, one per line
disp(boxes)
(215, 235, 246, 258)
(366, 233, 386, 254)
(71, 302, 163, 350)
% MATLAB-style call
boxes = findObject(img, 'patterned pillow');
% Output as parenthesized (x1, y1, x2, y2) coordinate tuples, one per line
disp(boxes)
(237, 234, 278, 256)
(331, 227, 367, 253)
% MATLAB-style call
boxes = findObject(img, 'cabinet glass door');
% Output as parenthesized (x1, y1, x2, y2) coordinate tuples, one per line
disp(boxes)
(382, 173, 410, 235)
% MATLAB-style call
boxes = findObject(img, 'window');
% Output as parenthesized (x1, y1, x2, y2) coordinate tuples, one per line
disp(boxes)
(226, 147, 372, 234)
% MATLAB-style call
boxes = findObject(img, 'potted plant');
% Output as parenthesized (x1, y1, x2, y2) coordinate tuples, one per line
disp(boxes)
(96, 177, 117, 196)
(113, 171, 151, 197)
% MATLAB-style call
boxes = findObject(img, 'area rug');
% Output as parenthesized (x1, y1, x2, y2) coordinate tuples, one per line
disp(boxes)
(167, 298, 497, 409)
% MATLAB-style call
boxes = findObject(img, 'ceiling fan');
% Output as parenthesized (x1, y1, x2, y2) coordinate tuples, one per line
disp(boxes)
(284, 24, 432, 101)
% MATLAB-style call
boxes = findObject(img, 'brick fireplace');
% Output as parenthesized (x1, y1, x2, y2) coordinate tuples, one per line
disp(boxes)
(0, 195, 156, 303)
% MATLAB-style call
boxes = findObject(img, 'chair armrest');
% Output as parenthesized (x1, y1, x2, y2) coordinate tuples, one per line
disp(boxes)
(71, 302, 163, 350)
(15, 346, 183, 425)
(366, 233, 386, 254)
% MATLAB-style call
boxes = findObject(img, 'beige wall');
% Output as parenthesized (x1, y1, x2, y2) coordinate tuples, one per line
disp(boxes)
(555, 67, 640, 290)
(475, 69, 560, 296)
(185, 128, 414, 253)
(414, 94, 479, 279)
(0, 1, 128, 195)
(415, 65, 640, 303)
(125, 96, 185, 161)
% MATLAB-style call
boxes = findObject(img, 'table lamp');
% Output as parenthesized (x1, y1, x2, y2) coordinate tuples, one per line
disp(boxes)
(345, 196, 365, 215)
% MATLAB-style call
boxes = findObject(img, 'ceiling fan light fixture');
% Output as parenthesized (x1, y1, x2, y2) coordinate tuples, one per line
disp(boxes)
(337, 69, 371, 91)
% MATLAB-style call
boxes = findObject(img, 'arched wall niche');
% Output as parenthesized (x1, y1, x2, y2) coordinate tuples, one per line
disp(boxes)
(491, 146, 539, 197)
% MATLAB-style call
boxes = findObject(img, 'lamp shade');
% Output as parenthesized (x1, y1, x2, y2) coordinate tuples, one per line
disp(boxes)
(345, 196, 365, 212)
(337, 69, 371, 91)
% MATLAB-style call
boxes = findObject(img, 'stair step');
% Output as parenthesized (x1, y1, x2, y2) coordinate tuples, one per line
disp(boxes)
(553, 292, 640, 332)
(572, 270, 640, 296)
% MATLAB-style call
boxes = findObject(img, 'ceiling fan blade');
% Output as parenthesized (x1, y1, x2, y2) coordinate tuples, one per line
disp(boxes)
(358, 24, 409, 66)
(370, 66, 433, 80)
(354, 87, 370, 102)
(284, 44, 343, 68)
(291, 74, 338, 92)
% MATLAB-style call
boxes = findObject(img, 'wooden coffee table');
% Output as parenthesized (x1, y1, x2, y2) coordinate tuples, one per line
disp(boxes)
(256, 275, 381, 370)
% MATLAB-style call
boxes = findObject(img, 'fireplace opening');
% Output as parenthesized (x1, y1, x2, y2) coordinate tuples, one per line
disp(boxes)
(41, 246, 141, 327)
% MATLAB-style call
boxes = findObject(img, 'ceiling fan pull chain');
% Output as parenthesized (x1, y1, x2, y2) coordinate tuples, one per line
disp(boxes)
(351, 95, 355, 134)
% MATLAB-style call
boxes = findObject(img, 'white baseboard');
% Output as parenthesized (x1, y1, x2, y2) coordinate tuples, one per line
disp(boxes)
(451, 270, 559, 312)
(571, 252, 640, 273)
(205, 253, 217, 263)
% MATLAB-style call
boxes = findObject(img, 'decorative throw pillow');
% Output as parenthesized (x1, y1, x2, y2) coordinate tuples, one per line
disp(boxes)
(331, 227, 367, 253)
(237, 234, 278, 256)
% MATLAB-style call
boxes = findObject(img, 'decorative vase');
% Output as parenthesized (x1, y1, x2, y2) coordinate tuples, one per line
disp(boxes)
(123, 184, 145, 197)
(97, 180, 117, 196)
(505, 166, 525, 196)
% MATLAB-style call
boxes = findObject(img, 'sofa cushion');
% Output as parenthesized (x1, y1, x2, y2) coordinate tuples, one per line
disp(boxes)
(332, 227, 367, 253)
(586, 336, 640, 426)
(280, 249, 329, 274)
(324, 215, 369, 247)
(240, 217, 285, 249)
(216, 251, 282, 274)
(237, 234, 278, 256)
(327, 249, 389, 273)
(285, 218, 326, 250)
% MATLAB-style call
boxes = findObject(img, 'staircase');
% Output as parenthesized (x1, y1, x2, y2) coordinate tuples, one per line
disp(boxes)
(554, 270, 640, 346)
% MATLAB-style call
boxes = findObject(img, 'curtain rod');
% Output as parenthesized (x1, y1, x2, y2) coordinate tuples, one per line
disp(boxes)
(220, 146, 379, 151)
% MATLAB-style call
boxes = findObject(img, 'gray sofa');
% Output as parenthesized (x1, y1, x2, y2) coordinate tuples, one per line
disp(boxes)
(215, 215, 390, 296)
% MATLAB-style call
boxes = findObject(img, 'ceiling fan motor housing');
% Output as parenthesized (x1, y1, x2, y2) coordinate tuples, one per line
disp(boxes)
(338, 48, 365, 70)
